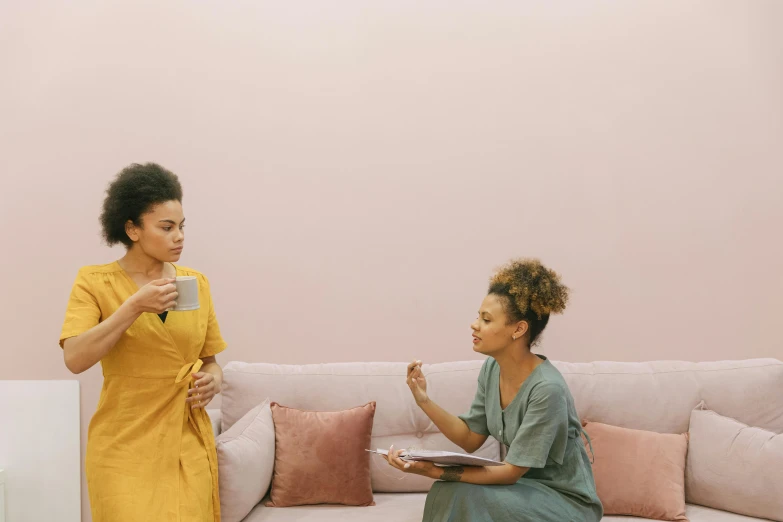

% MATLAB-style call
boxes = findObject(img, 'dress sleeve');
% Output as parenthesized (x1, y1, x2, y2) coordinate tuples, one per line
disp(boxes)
(199, 274, 227, 358)
(505, 381, 569, 468)
(457, 359, 491, 436)
(59, 268, 101, 348)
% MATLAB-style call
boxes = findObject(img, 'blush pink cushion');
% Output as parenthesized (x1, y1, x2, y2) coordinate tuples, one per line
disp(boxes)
(216, 399, 275, 522)
(583, 421, 688, 521)
(265, 401, 376, 507)
(686, 406, 783, 521)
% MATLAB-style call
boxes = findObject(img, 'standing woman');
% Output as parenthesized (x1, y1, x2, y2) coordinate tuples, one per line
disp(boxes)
(60, 163, 227, 521)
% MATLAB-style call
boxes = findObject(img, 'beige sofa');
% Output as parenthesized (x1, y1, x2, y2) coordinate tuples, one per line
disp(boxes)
(208, 358, 783, 521)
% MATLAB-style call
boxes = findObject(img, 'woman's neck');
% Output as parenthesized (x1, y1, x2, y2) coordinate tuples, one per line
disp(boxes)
(118, 248, 166, 278)
(495, 348, 542, 385)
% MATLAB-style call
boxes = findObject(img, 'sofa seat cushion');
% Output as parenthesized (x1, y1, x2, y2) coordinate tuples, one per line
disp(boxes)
(241, 495, 767, 522)
(609, 504, 768, 521)
(245, 493, 426, 521)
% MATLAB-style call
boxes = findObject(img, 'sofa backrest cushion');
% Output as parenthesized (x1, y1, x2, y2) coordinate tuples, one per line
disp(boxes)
(221, 360, 501, 492)
(553, 358, 783, 434)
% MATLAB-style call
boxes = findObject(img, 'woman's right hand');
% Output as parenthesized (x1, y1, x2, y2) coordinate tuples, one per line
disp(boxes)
(129, 278, 178, 314)
(407, 360, 429, 405)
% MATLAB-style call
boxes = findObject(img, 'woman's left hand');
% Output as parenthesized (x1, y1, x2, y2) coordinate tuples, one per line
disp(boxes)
(188, 372, 217, 409)
(383, 445, 437, 478)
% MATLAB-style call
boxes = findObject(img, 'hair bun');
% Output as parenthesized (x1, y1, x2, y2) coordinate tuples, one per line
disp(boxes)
(489, 258, 569, 318)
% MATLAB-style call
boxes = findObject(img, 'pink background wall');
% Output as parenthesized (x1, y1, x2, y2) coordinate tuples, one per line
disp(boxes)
(2, 1, 782, 520)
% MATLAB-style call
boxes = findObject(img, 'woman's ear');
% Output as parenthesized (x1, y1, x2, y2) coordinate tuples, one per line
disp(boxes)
(125, 220, 139, 243)
(514, 320, 529, 339)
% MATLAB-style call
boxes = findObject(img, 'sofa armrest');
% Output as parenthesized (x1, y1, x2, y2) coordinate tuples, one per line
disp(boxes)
(206, 408, 222, 438)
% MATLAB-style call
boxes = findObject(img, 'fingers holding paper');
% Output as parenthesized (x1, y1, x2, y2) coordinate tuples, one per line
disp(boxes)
(383, 444, 435, 477)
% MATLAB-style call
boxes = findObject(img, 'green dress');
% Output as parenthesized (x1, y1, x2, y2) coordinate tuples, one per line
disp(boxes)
(423, 356, 603, 522)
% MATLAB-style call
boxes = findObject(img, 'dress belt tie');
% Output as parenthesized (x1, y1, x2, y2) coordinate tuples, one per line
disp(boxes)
(175, 359, 203, 384)
(581, 428, 595, 464)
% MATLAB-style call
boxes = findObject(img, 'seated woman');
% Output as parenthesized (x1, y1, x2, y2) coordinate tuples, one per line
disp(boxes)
(384, 258, 602, 522)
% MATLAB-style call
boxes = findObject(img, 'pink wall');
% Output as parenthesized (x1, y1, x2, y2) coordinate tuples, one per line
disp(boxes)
(2, 1, 782, 520)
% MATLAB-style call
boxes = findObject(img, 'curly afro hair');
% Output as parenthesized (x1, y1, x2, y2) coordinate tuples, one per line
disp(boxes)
(488, 258, 569, 347)
(100, 163, 183, 247)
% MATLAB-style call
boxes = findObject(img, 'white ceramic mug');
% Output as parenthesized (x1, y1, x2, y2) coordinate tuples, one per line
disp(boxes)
(173, 276, 200, 311)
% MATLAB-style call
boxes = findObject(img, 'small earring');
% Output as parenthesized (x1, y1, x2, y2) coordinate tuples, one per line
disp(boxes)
(512, 336, 517, 341)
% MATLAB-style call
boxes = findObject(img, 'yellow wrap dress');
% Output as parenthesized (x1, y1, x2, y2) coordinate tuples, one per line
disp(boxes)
(60, 262, 227, 522)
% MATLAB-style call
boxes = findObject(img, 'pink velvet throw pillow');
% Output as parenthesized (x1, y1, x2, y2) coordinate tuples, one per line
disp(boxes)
(265, 401, 376, 507)
(583, 421, 689, 521)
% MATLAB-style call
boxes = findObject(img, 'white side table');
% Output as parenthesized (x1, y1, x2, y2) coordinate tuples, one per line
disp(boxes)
(0, 469, 6, 522)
